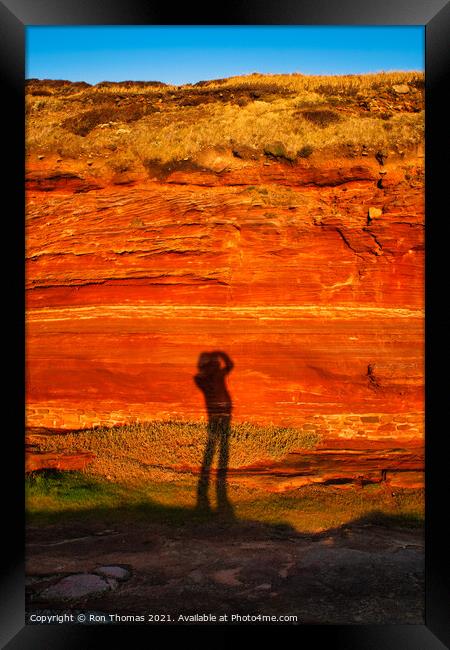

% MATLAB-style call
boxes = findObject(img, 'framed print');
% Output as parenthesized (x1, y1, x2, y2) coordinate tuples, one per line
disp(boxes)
(1, 0, 449, 647)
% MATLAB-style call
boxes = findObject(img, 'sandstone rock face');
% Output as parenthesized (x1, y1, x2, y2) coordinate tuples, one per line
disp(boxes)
(26, 155, 424, 450)
(25, 449, 95, 473)
(223, 441, 424, 491)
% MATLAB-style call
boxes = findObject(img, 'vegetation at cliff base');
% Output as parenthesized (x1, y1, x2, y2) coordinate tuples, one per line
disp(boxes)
(36, 420, 320, 485)
(26, 469, 424, 533)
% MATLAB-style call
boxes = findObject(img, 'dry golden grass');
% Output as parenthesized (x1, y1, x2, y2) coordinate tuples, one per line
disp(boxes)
(26, 71, 424, 170)
(37, 420, 320, 486)
(199, 71, 423, 92)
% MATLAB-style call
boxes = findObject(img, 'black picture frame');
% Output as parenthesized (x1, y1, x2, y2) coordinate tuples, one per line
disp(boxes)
(1, 1, 449, 646)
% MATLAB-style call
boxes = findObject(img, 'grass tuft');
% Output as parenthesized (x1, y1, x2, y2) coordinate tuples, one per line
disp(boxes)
(299, 109, 342, 127)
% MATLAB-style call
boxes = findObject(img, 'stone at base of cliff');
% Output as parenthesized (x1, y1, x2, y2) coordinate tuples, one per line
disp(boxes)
(95, 566, 130, 581)
(39, 574, 110, 600)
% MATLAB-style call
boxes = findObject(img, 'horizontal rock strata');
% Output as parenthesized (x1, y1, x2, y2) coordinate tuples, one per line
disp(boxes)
(25, 448, 95, 473)
(176, 444, 424, 491)
(26, 153, 424, 485)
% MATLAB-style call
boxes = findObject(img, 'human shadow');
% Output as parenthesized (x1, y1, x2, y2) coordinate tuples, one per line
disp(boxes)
(193, 351, 234, 517)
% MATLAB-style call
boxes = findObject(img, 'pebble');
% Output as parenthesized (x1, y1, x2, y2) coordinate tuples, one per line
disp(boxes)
(40, 574, 110, 600)
(95, 565, 130, 581)
(188, 569, 204, 584)
(212, 568, 242, 586)
(368, 207, 382, 220)
(392, 84, 410, 94)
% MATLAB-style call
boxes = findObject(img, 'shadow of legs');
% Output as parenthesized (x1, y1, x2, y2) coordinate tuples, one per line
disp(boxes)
(196, 427, 216, 512)
(216, 418, 234, 518)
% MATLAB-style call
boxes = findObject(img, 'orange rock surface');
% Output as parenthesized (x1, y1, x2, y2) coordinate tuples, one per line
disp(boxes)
(26, 154, 424, 452)
(25, 449, 95, 474)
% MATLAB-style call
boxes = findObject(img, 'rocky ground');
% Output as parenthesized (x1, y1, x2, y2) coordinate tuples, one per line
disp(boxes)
(26, 515, 424, 625)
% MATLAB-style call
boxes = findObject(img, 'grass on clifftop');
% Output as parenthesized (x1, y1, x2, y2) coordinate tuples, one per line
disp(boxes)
(26, 71, 424, 171)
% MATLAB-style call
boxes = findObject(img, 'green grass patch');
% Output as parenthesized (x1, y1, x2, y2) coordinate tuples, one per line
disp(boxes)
(26, 470, 424, 534)
(238, 484, 424, 532)
(26, 470, 199, 527)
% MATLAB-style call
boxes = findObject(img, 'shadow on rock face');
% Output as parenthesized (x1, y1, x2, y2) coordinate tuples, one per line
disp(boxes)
(194, 351, 234, 517)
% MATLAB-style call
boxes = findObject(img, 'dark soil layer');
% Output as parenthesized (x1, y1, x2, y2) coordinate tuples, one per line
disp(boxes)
(26, 513, 423, 625)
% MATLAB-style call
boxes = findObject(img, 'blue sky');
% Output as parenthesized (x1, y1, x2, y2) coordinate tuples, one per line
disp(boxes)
(26, 26, 424, 85)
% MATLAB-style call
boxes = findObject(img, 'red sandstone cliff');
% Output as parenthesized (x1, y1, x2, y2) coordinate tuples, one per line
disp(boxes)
(25, 75, 424, 454)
